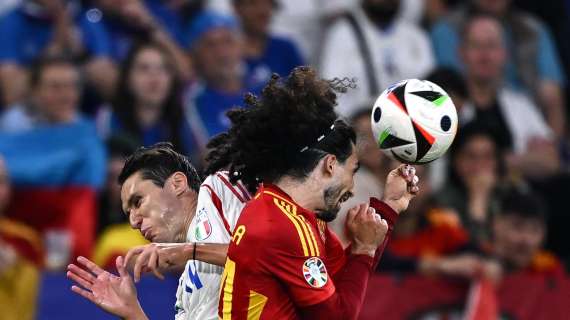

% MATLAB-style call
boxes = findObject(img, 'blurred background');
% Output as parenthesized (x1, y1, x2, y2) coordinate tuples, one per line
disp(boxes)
(0, 0, 569, 319)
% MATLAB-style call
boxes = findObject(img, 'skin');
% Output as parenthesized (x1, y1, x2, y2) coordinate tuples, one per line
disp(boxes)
(32, 63, 81, 124)
(277, 144, 419, 256)
(67, 150, 420, 319)
(460, 17, 507, 92)
(192, 28, 244, 93)
(493, 214, 545, 270)
(233, 0, 274, 59)
(461, 17, 562, 174)
(453, 135, 498, 223)
(128, 47, 173, 128)
(120, 171, 195, 244)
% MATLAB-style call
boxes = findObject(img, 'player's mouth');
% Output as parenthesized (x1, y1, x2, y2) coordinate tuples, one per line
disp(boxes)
(142, 228, 153, 241)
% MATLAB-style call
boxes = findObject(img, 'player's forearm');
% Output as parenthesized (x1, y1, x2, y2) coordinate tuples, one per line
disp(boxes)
(162, 243, 229, 268)
(302, 199, 396, 320)
(122, 306, 149, 320)
(194, 243, 229, 266)
(369, 197, 398, 268)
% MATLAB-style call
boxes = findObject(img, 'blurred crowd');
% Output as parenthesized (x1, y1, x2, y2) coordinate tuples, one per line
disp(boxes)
(0, 0, 569, 319)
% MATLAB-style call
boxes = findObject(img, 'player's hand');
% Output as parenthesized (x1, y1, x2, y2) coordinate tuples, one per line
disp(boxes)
(382, 164, 419, 214)
(67, 256, 148, 320)
(125, 243, 191, 283)
(346, 203, 389, 257)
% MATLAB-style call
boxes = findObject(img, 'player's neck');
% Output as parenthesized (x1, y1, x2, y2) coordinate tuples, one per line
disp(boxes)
(176, 190, 198, 243)
(274, 176, 323, 212)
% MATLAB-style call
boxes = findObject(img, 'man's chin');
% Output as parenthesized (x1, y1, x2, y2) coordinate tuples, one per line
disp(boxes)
(316, 209, 339, 223)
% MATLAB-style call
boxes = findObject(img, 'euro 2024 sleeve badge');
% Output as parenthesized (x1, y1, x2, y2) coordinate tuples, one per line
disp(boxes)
(303, 257, 328, 288)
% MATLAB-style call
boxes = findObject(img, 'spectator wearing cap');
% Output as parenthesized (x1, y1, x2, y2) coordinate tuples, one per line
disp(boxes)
(232, 0, 305, 88)
(430, 0, 566, 139)
(0, 0, 115, 107)
(184, 11, 261, 152)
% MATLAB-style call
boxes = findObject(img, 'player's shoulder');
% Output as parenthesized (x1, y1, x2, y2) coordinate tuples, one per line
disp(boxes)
(247, 190, 322, 257)
(201, 171, 252, 204)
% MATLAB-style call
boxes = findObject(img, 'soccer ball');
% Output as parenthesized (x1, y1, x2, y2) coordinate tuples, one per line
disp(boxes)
(370, 79, 458, 164)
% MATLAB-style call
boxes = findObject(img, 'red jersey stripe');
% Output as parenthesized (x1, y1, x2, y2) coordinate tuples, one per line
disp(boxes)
(201, 184, 231, 235)
(235, 181, 251, 201)
(221, 171, 251, 201)
(216, 173, 246, 203)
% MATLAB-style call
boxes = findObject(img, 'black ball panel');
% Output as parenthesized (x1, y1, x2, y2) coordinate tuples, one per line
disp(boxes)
(440, 115, 451, 132)
(373, 107, 382, 123)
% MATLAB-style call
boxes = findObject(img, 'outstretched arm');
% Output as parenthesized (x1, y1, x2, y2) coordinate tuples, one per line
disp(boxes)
(67, 256, 148, 320)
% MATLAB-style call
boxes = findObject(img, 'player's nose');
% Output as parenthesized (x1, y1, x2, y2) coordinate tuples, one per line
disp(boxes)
(129, 210, 143, 229)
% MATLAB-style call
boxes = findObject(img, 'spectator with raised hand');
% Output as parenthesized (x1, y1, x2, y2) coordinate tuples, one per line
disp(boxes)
(458, 14, 560, 179)
(436, 123, 503, 246)
(90, 0, 192, 81)
(431, 0, 566, 139)
(96, 42, 196, 156)
(378, 164, 502, 283)
(232, 0, 304, 88)
(0, 0, 115, 107)
(320, 0, 435, 117)
(184, 11, 261, 152)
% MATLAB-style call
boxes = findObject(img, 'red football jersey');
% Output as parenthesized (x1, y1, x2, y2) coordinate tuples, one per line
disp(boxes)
(219, 184, 342, 319)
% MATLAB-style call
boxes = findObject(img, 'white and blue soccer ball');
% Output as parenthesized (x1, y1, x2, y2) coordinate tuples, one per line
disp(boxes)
(370, 79, 458, 164)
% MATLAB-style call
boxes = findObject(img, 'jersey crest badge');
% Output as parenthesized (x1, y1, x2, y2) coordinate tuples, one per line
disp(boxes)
(194, 208, 212, 241)
(303, 257, 328, 288)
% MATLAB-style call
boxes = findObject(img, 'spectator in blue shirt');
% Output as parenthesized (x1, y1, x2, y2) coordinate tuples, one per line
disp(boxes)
(88, 0, 191, 80)
(233, 0, 305, 88)
(430, 0, 566, 139)
(95, 42, 196, 157)
(184, 11, 261, 153)
(0, 0, 115, 107)
(0, 55, 106, 188)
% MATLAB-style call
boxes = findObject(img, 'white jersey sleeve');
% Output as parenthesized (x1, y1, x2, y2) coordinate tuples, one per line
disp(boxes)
(174, 172, 249, 320)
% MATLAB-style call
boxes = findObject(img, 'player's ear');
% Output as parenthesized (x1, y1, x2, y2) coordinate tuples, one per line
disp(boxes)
(169, 172, 188, 196)
(322, 154, 338, 177)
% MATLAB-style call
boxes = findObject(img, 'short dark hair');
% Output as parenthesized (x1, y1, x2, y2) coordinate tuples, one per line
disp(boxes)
(204, 66, 356, 191)
(118, 142, 201, 192)
(29, 55, 78, 88)
(497, 187, 547, 223)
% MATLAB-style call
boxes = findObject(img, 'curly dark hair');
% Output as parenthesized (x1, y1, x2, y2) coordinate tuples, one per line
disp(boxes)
(204, 66, 357, 192)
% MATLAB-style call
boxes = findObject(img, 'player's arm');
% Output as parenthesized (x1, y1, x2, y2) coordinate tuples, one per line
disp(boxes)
(124, 242, 229, 282)
(67, 256, 149, 320)
(301, 165, 418, 319)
